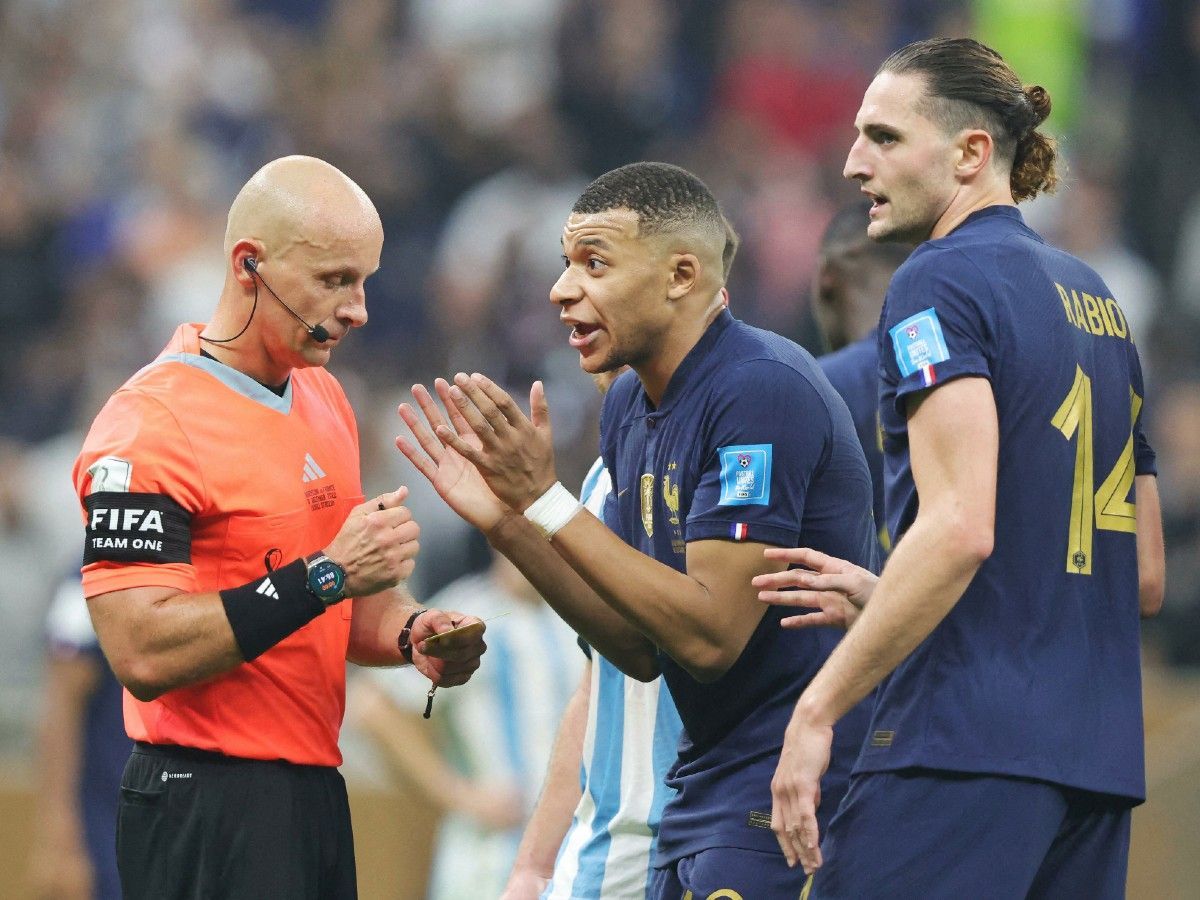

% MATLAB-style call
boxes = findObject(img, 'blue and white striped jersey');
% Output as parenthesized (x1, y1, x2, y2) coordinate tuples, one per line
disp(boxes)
(543, 458, 684, 900)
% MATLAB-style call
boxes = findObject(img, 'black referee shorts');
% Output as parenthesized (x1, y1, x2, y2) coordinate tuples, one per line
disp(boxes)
(117, 742, 357, 899)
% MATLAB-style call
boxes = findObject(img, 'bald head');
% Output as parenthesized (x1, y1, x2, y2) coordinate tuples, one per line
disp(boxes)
(224, 155, 381, 261)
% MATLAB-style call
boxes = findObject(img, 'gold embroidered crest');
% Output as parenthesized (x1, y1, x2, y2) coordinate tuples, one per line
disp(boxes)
(640, 473, 655, 537)
(662, 472, 680, 525)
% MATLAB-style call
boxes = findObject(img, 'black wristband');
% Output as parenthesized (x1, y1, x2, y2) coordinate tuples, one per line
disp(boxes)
(220, 558, 325, 662)
(397, 608, 429, 664)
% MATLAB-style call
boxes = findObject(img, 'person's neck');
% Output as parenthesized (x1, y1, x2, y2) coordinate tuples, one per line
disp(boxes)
(635, 303, 724, 407)
(199, 343, 290, 394)
(930, 184, 1015, 240)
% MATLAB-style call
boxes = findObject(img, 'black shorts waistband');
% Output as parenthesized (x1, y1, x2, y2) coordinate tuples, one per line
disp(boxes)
(132, 741, 335, 770)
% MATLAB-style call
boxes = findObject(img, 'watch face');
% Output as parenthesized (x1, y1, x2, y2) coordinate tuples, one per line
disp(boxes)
(307, 559, 345, 602)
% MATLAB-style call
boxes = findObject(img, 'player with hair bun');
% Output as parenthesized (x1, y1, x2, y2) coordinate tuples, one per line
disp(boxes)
(759, 37, 1165, 898)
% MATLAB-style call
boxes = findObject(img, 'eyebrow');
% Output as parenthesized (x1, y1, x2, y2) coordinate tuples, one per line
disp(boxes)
(860, 121, 899, 137)
(561, 235, 614, 253)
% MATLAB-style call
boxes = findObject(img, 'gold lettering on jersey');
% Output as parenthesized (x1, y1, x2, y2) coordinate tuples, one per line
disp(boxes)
(640, 473, 655, 537)
(1054, 282, 1134, 344)
(1081, 293, 1107, 335)
(1056, 282, 1075, 325)
(1075, 292, 1094, 331)
(1096, 295, 1118, 336)
(1105, 297, 1129, 339)
(870, 729, 895, 747)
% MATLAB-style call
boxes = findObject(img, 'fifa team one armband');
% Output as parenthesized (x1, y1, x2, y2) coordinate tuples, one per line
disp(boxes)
(83, 492, 193, 564)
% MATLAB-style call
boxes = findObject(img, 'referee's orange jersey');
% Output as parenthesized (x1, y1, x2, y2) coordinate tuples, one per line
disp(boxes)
(74, 324, 364, 766)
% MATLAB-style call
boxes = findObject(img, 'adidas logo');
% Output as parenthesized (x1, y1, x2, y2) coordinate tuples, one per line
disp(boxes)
(255, 577, 278, 599)
(301, 453, 327, 483)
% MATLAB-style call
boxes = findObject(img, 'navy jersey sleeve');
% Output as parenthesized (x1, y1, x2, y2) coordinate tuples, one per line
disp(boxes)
(686, 360, 830, 547)
(1134, 428, 1156, 477)
(1129, 346, 1157, 477)
(881, 248, 997, 416)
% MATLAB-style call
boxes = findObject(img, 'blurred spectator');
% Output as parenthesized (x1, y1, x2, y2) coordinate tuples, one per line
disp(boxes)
(813, 201, 913, 558)
(1124, 0, 1200, 277)
(555, 0, 696, 173)
(1054, 167, 1162, 348)
(26, 572, 128, 900)
(1145, 376, 1200, 668)
(351, 548, 581, 899)
(412, 0, 565, 136)
(715, 0, 876, 163)
(426, 106, 588, 385)
(1172, 191, 1200, 320)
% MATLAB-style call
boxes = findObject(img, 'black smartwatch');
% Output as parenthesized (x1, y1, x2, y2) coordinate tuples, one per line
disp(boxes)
(303, 552, 347, 606)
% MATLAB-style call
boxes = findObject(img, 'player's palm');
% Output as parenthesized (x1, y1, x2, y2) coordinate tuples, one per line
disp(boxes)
(426, 431, 502, 523)
(397, 381, 508, 531)
(436, 374, 558, 512)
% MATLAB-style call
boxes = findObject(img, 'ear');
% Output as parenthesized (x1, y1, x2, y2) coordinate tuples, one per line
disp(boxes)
(955, 129, 994, 182)
(666, 252, 700, 301)
(231, 239, 262, 286)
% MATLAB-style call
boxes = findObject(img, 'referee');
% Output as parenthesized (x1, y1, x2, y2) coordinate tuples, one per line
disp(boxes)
(73, 156, 487, 899)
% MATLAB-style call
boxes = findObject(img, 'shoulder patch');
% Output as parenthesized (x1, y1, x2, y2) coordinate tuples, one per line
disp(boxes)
(889, 308, 950, 377)
(717, 444, 772, 506)
(86, 456, 133, 494)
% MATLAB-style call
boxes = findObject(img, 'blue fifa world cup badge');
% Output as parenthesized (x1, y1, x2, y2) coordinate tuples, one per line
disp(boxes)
(889, 307, 950, 378)
(718, 444, 772, 506)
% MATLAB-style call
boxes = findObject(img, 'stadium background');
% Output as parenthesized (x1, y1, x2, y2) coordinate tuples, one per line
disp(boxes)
(0, 0, 1197, 896)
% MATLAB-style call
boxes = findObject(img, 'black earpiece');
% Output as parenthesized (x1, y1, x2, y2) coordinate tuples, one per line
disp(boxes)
(203, 256, 330, 344)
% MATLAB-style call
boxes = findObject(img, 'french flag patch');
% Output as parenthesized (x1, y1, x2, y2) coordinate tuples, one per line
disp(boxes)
(919, 363, 937, 387)
(730, 523, 750, 541)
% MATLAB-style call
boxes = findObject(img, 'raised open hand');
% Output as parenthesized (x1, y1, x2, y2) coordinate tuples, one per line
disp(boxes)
(432, 373, 558, 513)
(396, 380, 511, 533)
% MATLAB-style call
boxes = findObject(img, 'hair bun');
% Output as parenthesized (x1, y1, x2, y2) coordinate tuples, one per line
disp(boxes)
(1024, 85, 1052, 126)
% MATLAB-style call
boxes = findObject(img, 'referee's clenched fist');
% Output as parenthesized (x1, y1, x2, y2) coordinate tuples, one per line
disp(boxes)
(325, 487, 421, 598)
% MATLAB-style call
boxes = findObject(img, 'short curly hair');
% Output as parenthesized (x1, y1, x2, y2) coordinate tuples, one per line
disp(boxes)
(572, 162, 726, 239)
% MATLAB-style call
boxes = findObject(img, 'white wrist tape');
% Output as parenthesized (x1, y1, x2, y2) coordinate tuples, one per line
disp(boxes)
(523, 482, 583, 539)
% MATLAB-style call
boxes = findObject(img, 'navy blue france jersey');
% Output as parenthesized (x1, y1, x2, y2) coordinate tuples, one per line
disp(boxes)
(819, 330, 888, 557)
(599, 309, 878, 865)
(866, 206, 1155, 802)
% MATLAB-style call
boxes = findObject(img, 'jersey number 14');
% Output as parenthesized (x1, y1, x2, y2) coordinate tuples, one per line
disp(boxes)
(1051, 364, 1141, 575)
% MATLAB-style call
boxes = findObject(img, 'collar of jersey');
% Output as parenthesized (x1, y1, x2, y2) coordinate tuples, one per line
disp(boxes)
(949, 203, 1025, 235)
(645, 307, 734, 416)
(154, 352, 294, 414)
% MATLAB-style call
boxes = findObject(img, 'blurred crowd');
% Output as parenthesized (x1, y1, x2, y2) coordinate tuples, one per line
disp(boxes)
(0, 0, 1198, 745)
